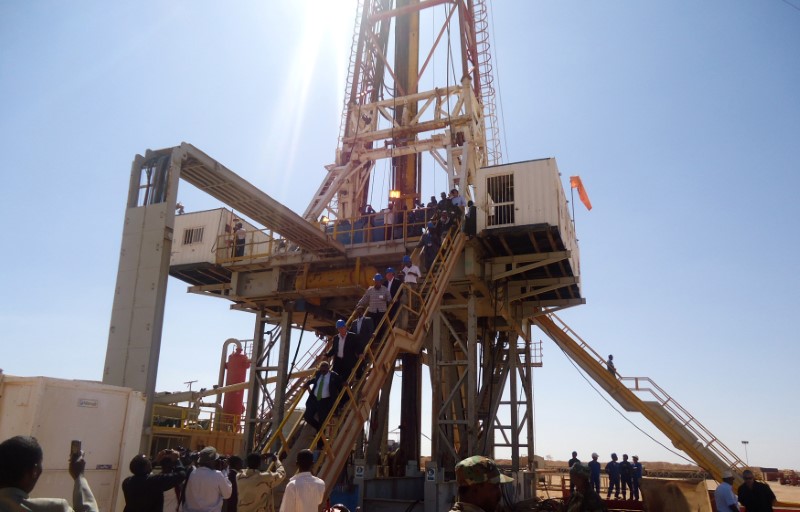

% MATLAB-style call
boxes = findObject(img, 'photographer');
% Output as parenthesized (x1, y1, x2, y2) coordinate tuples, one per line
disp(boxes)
(182, 447, 232, 512)
(122, 449, 186, 512)
(236, 453, 285, 512)
(0, 436, 98, 512)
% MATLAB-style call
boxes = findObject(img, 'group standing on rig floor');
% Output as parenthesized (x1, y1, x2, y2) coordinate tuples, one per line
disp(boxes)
(568, 451, 642, 505)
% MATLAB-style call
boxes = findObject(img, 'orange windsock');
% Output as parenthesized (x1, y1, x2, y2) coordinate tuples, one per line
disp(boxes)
(569, 175, 592, 211)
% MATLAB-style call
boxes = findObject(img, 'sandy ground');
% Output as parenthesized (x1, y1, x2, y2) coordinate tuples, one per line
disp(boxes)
(736, 481, 800, 505)
(539, 474, 800, 506)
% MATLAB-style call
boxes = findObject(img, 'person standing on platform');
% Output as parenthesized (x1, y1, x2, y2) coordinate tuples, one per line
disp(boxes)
(631, 455, 643, 501)
(715, 470, 740, 512)
(605, 453, 620, 500)
(278, 450, 324, 512)
(234, 223, 246, 258)
(463, 200, 477, 239)
(619, 454, 633, 500)
(588, 453, 601, 494)
(568, 451, 580, 495)
(738, 469, 777, 512)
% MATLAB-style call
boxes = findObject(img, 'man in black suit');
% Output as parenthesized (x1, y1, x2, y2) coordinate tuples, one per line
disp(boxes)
(303, 361, 342, 432)
(384, 267, 403, 302)
(326, 319, 363, 382)
(384, 267, 404, 328)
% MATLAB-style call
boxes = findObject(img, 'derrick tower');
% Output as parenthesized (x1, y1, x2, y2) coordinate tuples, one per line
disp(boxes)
(104, 0, 584, 506)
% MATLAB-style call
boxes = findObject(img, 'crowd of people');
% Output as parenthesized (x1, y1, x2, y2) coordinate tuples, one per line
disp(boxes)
(345, 188, 476, 247)
(0, 436, 516, 512)
(1, 436, 782, 512)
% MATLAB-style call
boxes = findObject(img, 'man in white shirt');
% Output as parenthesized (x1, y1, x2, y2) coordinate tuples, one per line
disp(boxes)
(401, 256, 420, 286)
(401, 256, 421, 319)
(450, 188, 467, 208)
(278, 450, 324, 512)
(182, 447, 232, 512)
(714, 470, 739, 512)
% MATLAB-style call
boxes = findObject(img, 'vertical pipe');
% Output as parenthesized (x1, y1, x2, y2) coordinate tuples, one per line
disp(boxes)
(466, 289, 477, 455)
(509, 336, 519, 471)
(272, 311, 293, 448)
(242, 308, 266, 455)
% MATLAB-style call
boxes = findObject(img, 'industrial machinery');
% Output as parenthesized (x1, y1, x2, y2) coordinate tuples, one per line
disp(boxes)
(102, 1, 755, 511)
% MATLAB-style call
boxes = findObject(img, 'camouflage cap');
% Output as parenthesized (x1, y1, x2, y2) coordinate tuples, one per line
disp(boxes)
(570, 462, 590, 479)
(455, 455, 514, 486)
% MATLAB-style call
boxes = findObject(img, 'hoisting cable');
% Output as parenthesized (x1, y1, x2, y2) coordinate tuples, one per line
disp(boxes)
(555, 341, 695, 464)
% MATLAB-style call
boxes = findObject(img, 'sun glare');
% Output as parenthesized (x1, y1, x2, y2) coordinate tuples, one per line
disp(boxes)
(270, 1, 357, 195)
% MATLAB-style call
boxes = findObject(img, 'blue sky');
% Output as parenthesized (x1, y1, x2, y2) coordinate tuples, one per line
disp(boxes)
(1, 1, 798, 469)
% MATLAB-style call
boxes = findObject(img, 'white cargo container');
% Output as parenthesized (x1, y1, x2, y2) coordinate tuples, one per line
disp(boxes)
(171, 207, 271, 267)
(475, 158, 579, 278)
(0, 375, 146, 512)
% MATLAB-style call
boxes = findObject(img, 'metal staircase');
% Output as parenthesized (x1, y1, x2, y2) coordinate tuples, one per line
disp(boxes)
(253, 336, 329, 453)
(534, 313, 747, 483)
(260, 226, 466, 496)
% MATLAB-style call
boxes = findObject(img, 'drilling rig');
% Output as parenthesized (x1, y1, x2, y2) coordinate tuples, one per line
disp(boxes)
(104, 0, 581, 508)
(101, 3, 762, 511)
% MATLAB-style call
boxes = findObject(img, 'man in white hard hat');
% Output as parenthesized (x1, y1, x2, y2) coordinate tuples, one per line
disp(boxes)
(588, 453, 601, 494)
(714, 470, 739, 512)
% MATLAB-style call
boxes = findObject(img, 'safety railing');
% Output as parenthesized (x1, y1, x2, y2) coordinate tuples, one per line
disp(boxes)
(214, 207, 451, 265)
(152, 404, 244, 433)
(621, 375, 746, 473)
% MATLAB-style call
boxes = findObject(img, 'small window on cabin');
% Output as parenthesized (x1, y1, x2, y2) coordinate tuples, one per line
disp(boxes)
(182, 227, 204, 245)
(486, 173, 515, 227)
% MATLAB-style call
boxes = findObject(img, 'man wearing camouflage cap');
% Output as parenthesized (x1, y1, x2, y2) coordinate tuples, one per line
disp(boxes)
(566, 463, 608, 512)
(451, 455, 513, 512)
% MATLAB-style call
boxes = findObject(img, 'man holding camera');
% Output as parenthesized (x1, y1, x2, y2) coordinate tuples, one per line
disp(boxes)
(182, 447, 232, 512)
(122, 449, 186, 512)
(0, 435, 98, 512)
(236, 453, 285, 512)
